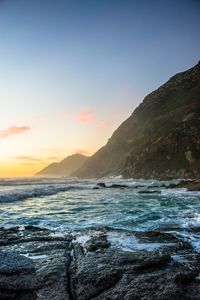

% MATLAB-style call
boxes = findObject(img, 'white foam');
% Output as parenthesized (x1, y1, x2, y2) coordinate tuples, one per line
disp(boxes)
(161, 188, 200, 197)
(74, 234, 91, 246)
(185, 213, 200, 228)
(190, 238, 200, 253)
(19, 226, 25, 231)
(23, 254, 48, 260)
(171, 254, 190, 266)
(195, 274, 200, 280)
(173, 231, 200, 253)
(49, 232, 65, 238)
(107, 232, 170, 252)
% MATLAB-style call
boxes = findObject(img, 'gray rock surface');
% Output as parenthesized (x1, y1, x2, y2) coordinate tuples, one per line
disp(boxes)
(0, 251, 38, 299)
(0, 226, 200, 299)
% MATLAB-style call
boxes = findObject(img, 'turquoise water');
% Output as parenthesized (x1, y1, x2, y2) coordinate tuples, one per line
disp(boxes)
(0, 177, 200, 251)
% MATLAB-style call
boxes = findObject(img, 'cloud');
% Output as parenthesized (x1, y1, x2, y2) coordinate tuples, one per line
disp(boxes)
(46, 156, 61, 161)
(76, 109, 95, 123)
(0, 126, 30, 138)
(13, 156, 42, 162)
(13, 155, 62, 163)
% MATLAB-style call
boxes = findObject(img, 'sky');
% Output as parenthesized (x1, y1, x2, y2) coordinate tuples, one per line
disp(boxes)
(0, 0, 199, 177)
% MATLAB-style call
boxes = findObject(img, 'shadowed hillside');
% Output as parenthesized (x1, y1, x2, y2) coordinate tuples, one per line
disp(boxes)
(74, 62, 200, 179)
(36, 154, 88, 177)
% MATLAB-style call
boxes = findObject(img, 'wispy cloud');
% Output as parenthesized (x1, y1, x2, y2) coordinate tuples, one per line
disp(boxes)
(0, 126, 30, 138)
(75, 108, 118, 130)
(76, 109, 95, 123)
(13, 155, 62, 163)
(13, 156, 42, 162)
(46, 156, 61, 161)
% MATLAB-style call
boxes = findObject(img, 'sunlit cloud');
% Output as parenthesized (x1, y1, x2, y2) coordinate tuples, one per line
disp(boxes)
(47, 156, 61, 161)
(13, 156, 42, 162)
(21, 162, 38, 166)
(76, 109, 95, 123)
(0, 126, 30, 138)
(13, 155, 62, 163)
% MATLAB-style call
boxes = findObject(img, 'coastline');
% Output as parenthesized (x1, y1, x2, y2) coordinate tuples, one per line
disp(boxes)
(1, 225, 200, 299)
(0, 178, 200, 299)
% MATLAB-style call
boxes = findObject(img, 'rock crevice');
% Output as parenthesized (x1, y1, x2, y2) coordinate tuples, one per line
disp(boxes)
(0, 226, 200, 300)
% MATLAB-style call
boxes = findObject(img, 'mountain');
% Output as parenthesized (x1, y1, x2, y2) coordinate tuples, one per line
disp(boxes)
(74, 62, 200, 179)
(36, 154, 89, 177)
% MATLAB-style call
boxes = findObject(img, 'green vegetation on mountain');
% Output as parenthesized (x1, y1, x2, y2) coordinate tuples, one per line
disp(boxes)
(75, 62, 200, 179)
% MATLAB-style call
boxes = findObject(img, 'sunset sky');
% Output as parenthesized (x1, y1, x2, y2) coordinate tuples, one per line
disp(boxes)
(0, 0, 199, 177)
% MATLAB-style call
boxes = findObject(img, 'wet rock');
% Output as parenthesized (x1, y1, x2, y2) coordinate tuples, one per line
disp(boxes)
(84, 236, 110, 252)
(134, 254, 171, 271)
(135, 231, 179, 243)
(134, 184, 146, 188)
(109, 183, 128, 188)
(138, 189, 161, 194)
(70, 243, 200, 300)
(0, 227, 72, 300)
(147, 185, 160, 189)
(94, 183, 129, 189)
(0, 251, 38, 299)
(0, 226, 200, 300)
(174, 270, 199, 283)
(97, 182, 106, 188)
(35, 249, 71, 300)
(167, 179, 200, 191)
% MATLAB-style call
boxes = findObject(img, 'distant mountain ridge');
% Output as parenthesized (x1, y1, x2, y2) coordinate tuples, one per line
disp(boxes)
(36, 154, 88, 177)
(74, 62, 200, 179)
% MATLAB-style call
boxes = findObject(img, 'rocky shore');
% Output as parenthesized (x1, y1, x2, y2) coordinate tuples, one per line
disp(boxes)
(0, 226, 200, 300)
(167, 179, 200, 191)
(93, 179, 200, 192)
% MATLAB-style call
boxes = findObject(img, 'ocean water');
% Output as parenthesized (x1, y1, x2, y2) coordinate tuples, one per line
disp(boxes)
(0, 177, 200, 251)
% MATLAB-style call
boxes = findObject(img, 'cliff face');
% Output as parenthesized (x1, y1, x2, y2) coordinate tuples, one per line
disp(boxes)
(75, 62, 200, 179)
(36, 154, 88, 177)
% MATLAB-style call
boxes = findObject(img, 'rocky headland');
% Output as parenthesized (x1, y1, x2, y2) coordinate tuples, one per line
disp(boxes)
(1, 225, 200, 300)
(74, 62, 200, 179)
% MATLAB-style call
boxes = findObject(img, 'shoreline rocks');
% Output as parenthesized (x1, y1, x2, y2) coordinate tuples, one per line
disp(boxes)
(0, 251, 38, 299)
(167, 179, 200, 191)
(0, 226, 199, 299)
(93, 179, 200, 192)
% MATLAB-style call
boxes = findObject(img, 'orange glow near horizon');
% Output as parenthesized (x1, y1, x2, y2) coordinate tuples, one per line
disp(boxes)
(0, 148, 96, 178)
(0, 0, 199, 177)
(0, 149, 92, 178)
(0, 106, 132, 177)
(0, 162, 44, 178)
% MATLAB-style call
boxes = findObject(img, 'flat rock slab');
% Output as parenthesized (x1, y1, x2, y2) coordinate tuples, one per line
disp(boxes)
(0, 251, 38, 299)
(70, 242, 200, 300)
(0, 226, 200, 300)
(0, 251, 35, 275)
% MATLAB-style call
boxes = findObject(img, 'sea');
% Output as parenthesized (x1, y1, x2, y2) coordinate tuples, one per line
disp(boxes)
(0, 177, 200, 252)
